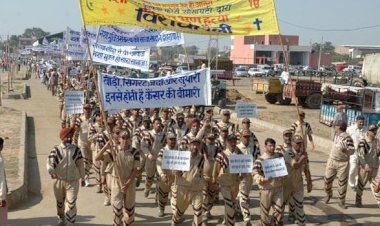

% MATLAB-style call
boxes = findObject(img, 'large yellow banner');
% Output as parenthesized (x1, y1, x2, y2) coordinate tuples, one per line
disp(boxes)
(80, 0, 279, 36)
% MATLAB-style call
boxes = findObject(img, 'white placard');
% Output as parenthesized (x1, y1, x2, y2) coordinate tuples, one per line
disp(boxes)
(235, 102, 257, 118)
(261, 157, 288, 178)
(99, 68, 212, 111)
(162, 150, 191, 171)
(64, 91, 85, 115)
(229, 154, 253, 174)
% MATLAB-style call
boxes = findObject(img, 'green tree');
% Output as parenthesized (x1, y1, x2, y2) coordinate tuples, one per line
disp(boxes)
(160, 45, 184, 62)
(312, 41, 335, 54)
(22, 27, 50, 39)
(185, 45, 199, 55)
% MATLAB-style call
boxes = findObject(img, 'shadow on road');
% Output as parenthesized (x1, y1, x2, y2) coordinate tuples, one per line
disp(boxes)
(8, 215, 101, 226)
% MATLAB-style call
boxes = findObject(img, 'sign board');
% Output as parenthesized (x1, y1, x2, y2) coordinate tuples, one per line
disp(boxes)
(229, 154, 253, 174)
(64, 91, 85, 115)
(162, 150, 191, 171)
(235, 102, 257, 118)
(261, 157, 288, 178)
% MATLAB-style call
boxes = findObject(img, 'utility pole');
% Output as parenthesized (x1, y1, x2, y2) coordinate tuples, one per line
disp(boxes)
(207, 36, 219, 69)
(318, 36, 323, 71)
(7, 34, 10, 93)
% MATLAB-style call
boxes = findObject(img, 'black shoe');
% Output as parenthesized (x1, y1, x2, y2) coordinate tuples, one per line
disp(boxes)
(135, 179, 140, 188)
(288, 215, 296, 224)
(355, 197, 362, 207)
(324, 195, 332, 204)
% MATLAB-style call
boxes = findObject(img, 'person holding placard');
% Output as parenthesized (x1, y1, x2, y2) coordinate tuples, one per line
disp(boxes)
(156, 133, 178, 217)
(253, 138, 286, 226)
(211, 134, 243, 226)
(283, 135, 309, 225)
(216, 110, 236, 135)
(324, 120, 355, 209)
(73, 104, 93, 187)
(171, 138, 211, 226)
(237, 129, 261, 226)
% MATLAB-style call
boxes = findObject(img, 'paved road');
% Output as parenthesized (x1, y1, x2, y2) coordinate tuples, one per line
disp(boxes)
(3, 76, 380, 226)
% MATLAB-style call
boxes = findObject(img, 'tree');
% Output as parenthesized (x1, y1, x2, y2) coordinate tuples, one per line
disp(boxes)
(22, 27, 50, 39)
(160, 45, 184, 62)
(312, 41, 335, 54)
(185, 45, 199, 55)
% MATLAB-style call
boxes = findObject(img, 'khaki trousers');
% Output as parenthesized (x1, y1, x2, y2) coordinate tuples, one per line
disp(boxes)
(79, 142, 92, 180)
(370, 181, 380, 207)
(136, 150, 146, 183)
(259, 187, 284, 226)
(202, 182, 218, 214)
(220, 185, 239, 226)
(357, 167, 378, 202)
(284, 186, 305, 226)
(104, 173, 112, 201)
(92, 147, 102, 189)
(157, 177, 174, 212)
(111, 178, 136, 226)
(172, 185, 203, 226)
(145, 158, 157, 191)
(324, 158, 349, 203)
(238, 175, 253, 223)
(54, 179, 79, 226)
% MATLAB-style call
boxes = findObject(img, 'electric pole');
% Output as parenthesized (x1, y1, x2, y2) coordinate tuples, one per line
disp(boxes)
(318, 36, 323, 71)
(207, 36, 219, 69)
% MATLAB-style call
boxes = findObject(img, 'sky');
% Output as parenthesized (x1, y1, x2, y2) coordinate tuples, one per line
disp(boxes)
(0, 0, 379, 51)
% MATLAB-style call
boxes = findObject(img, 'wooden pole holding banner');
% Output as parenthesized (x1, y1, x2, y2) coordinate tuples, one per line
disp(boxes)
(182, 44, 190, 70)
(82, 24, 124, 188)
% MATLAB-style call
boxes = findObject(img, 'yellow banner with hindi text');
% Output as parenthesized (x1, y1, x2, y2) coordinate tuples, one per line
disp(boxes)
(79, 0, 280, 36)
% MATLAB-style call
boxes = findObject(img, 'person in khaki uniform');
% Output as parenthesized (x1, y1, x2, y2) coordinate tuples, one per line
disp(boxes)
(156, 133, 177, 217)
(172, 138, 211, 226)
(324, 120, 355, 209)
(253, 138, 286, 226)
(211, 134, 242, 226)
(370, 167, 380, 207)
(216, 110, 235, 134)
(47, 128, 86, 226)
(355, 125, 379, 207)
(97, 131, 140, 226)
(283, 135, 309, 226)
(73, 104, 93, 186)
(236, 129, 260, 226)
(202, 134, 220, 219)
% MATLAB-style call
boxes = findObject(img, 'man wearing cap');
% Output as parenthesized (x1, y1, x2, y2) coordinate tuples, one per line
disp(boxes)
(182, 119, 210, 146)
(283, 135, 309, 225)
(238, 118, 260, 149)
(47, 128, 86, 226)
(202, 133, 220, 218)
(211, 134, 243, 226)
(355, 125, 379, 207)
(324, 120, 355, 209)
(161, 108, 176, 134)
(216, 126, 229, 151)
(236, 129, 261, 226)
(73, 104, 93, 186)
(253, 138, 286, 226)
(143, 118, 166, 197)
(171, 112, 188, 145)
(156, 133, 177, 217)
(290, 111, 315, 151)
(172, 138, 211, 226)
(346, 115, 367, 191)
(123, 109, 142, 135)
(216, 110, 235, 135)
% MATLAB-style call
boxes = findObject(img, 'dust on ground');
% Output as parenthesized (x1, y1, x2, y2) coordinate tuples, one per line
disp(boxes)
(225, 78, 332, 140)
(0, 106, 21, 189)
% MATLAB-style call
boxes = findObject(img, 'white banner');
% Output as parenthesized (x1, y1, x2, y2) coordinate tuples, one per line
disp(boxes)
(235, 102, 257, 118)
(64, 91, 85, 115)
(261, 157, 288, 178)
(162, 150, 191, 171)
(91, 43, 150, 71)
(66, 27, 81, 45)
(99, 69, 212, 111)
(98, 26, 185, 47)
(229, 155, 253, 174)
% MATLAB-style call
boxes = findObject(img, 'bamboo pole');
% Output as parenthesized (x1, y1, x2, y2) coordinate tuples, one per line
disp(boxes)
(82, 25, 124, 187)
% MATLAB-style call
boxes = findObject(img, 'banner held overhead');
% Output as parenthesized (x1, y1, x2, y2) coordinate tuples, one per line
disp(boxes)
(80, 0, 279, 36)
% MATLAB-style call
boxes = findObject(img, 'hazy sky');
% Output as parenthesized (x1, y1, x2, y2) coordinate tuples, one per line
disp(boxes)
(0, 0, 379, 51)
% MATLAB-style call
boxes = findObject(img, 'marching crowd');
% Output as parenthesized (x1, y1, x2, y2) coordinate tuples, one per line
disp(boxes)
(15, 64, 380, 226)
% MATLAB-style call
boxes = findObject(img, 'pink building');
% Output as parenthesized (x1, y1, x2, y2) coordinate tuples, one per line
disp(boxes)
(230, 35, 331, 67)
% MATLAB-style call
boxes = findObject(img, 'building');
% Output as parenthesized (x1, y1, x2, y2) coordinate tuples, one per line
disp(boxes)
(336, 45, 380, 58)
(18, 38, 34, 49)
(230, 34, 331, 67)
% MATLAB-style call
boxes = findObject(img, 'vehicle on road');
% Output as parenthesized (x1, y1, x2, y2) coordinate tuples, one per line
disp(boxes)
(234, 66, 249, 77)
(106, 65, 128, 74)
(175, 65, 191, 74)
(248, 68, 265, 77)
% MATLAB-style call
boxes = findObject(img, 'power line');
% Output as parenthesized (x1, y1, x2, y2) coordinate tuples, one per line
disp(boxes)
(279, 19, 380, 32)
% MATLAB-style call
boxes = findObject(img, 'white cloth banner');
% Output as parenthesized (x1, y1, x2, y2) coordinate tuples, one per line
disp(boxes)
(162, 150, 191, 171)
(66, 44, 87, 61)
(229, 155, 253, 174)
(91, 43, 150, 71)
(261, 157, 288, 178)
(66, 27, 81, 45)
(64, 91, 85, 115)
(99, 68, 212, 111)
(235, 102, 257, 118)
(98, 26, 184, 47)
